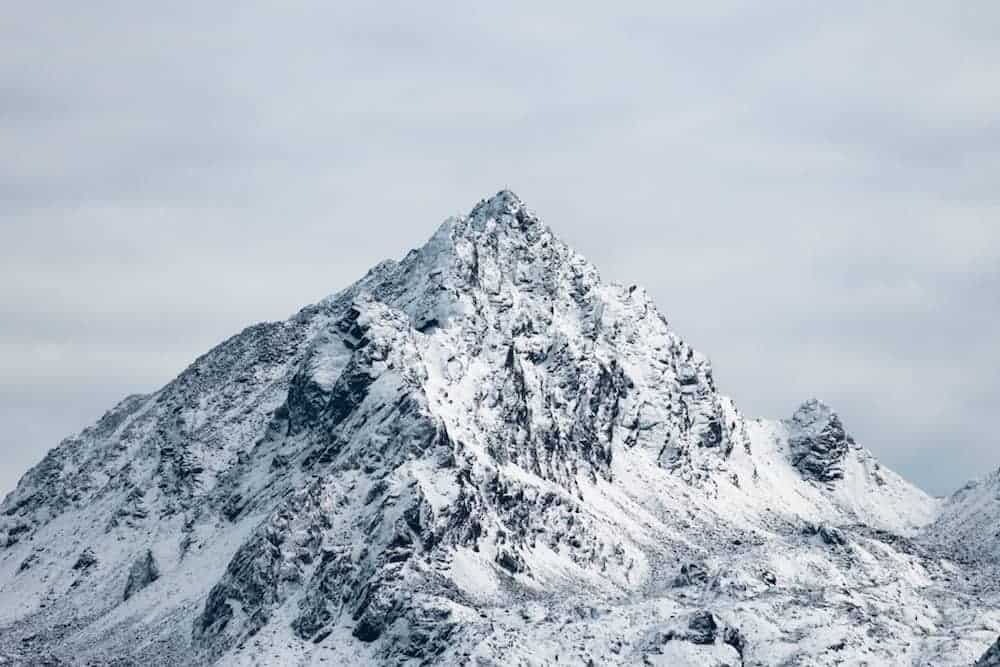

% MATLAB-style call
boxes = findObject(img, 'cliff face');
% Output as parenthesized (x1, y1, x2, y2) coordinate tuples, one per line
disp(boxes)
(0, 191, 996, 666)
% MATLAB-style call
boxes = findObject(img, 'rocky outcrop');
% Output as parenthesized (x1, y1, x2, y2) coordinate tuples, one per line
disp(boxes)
(787, 399, 854, 482)
(72, 548, 98, 572)
(687, 610, 719, 645)
(123, 549, 160, 601)
(672, 562, 710, 587)
(977, 637, 1000, 666)
(656, 611, 747, 663)
(802, 522, 848, 548)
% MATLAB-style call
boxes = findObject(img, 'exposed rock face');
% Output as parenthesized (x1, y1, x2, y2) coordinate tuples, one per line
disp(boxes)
(687, 610, 719, 645)
(123, 550, 160, 601)
(803, 522, 848, 548)
(72, 548, 98, 572)
(977, 637, 1000, 666)
(672, 562, 710, 588)
(787, 399, 855, 482)
(0, 191, 995, 666)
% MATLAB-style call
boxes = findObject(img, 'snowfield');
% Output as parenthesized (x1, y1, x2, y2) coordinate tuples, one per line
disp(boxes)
(1, 191, 998, 666)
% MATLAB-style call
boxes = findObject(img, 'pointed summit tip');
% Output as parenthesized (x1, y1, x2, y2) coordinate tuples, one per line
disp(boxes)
(791, 398, 837, 424)
(470, 189, 537, 228)
(800, 397, 832, 412)
(487, 188, 524, 208)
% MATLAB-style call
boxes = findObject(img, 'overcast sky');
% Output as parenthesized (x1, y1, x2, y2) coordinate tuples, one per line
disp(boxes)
(2, 2, 998, 497)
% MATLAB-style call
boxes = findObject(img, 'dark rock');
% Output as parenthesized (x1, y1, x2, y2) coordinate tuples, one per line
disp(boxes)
(702, 418, 723, 448)
(270, 453, 289, 471)
(72, 548, 98, 572)
(353, 617, 382, 643)
(723, 627, 747, 662)
(17, 552, 39, 574)
(496, 548, 526, 574)
(803, 523, 847, 548)
(222, 493, 245, 522)
(123, 549, 160, 601)
(5, 523, 30, 547)
(688, 611, 718, 645)
(415, 318, 440, 333)
(977, 636, 1000, 666)
(673, 562, 710, 587)
(788, 399, 854, 482)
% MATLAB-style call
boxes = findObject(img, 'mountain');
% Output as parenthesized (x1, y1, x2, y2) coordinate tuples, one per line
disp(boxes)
(928, 467, 1000, 565)
(1, 191, 998, 666)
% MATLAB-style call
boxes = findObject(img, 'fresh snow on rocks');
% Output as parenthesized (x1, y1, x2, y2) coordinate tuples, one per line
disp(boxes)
(0, 190, 998, 666)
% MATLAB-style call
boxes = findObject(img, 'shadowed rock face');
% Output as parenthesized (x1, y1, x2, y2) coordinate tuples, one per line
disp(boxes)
(977, 637, 1000, 666)
(124, 550, 160, 601)
(687, 611, 718, 645)
(787, 399, 855, 482)
(72, 549, 98, 572)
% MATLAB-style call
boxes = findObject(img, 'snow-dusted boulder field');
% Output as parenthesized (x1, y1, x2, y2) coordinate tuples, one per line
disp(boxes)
(1, 191, 998, 666)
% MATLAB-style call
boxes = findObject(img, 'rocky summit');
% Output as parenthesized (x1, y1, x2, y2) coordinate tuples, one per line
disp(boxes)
(1, 191, 998, 666)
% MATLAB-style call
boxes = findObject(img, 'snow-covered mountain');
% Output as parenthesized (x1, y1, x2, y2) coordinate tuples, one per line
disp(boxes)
(927, 467, 1000, 564)
(1, 191, 998, 666)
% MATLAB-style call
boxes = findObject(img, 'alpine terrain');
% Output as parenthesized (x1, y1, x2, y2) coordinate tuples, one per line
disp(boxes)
(1, 191, 998, 666)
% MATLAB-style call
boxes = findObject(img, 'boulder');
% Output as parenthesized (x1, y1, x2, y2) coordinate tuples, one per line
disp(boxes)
(687, 611, 718, 645)
(123, 549, 160, 601)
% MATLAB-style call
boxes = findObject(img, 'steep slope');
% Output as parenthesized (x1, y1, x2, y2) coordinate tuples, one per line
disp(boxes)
(978, 637, 1000, 666)
(928, 467, 1000, 564)
(922, 466, 1000, 667)
(0, 191, 996, 666)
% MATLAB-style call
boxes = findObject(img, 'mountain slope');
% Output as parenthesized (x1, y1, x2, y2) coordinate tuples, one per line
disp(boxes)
(928, 467, 1000, 564)
(1, 191, 996, 666)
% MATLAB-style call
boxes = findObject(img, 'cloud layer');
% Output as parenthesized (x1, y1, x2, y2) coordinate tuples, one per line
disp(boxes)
(2, 2, 998, 496)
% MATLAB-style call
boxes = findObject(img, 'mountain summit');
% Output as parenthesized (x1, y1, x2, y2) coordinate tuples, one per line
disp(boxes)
(1, 192, 998, 666)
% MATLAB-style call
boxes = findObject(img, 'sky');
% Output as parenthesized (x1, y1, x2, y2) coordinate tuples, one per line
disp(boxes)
(1, 1, 998, 497)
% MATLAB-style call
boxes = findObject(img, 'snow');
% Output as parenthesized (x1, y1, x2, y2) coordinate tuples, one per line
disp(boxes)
(449, 547, 499, 599)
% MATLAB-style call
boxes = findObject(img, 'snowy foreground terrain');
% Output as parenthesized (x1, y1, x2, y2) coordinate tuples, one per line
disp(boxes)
(1, 191, 998, 666)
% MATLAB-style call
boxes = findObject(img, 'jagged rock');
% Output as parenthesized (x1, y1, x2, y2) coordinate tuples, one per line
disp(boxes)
(2, 521, 30, 548)
(977, 636, 1000, 666)
(673, 562, 710, 587)
(17, 552, 38, 574)
(123, 550, 160, 601)
(687, 611, 718, 645)
(72, 548, 98, 572)
(723, 626, 747, 663)
(787, 399, 854, 482)
(802, 523, 848, 548)
(221, 493, 244, 522)
(496, 548, 526, 574)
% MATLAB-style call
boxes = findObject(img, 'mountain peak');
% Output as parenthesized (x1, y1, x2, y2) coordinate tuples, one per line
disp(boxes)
(471, 188, 530, 217)
(792, 398, 836, 424)
(466, 189, 539, 233)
